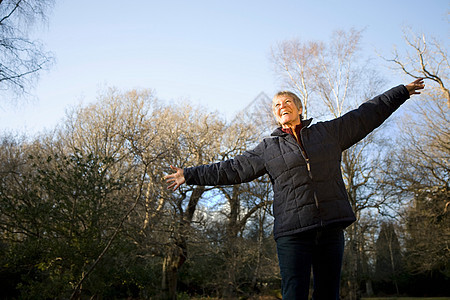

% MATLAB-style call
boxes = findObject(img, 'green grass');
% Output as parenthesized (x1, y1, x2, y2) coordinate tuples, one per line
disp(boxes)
(362, 298, 450, 300)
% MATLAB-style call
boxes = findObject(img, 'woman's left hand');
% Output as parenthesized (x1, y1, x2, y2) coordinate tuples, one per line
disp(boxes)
(405, 78, 425, 96)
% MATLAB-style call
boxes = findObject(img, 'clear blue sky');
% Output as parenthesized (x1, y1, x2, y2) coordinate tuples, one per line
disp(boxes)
(1, 0, 448, 135)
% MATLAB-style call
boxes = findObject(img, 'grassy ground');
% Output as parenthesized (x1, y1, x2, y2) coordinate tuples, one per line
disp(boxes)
(361, 298, 450, 300)
(248, 296, 450, 300)
(189, 294, 450, 300)
(191, 297, 450, 300)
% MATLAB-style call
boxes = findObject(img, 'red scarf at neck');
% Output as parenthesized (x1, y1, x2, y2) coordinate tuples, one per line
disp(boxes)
(281, 122, 306, 153)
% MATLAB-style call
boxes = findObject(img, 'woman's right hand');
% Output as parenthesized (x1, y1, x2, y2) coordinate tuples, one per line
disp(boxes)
(164, 165, 186, 191)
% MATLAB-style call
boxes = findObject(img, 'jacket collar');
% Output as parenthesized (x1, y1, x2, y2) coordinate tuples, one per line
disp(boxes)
(271, 118, 313, 137)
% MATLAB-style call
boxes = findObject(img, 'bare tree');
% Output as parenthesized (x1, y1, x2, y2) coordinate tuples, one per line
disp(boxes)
(0, 0, 55, 100)
(381, 30, 449, 265)
(52, 88, 168, 298)
(380, 78, 449, 277)
(152, 103, 226, 300)
(271, 38, 321, 119)
(384, 29, 449, 107)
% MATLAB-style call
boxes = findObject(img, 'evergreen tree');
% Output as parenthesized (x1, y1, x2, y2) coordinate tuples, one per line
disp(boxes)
(375, 222, 403, 295)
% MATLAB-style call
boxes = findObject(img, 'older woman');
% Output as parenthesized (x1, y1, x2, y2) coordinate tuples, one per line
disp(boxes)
(165, 78, 425, 299)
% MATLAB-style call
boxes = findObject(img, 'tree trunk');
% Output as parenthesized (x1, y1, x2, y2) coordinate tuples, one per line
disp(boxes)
(223, 186, 240, 299)
(160, 187, 204, 299)
(161, 245, 186, 300)
(345, 223, 360, 300)
(251, 208, 266, 291)
(365, 280, 374, 296)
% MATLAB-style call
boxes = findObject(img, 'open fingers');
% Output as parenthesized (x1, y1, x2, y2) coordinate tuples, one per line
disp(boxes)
(167, 181, 178, 191)
(414, 78, 425, 91)
(164, 165, 185, 191)
(406, 78, 425, 95)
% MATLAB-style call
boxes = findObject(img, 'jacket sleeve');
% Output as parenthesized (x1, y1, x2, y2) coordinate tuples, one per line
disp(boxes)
(325, 85, 410, 150)
(183, 141, 267, 186)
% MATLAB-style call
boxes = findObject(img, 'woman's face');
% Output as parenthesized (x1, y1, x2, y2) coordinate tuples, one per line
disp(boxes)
(272, 95, 302, 128)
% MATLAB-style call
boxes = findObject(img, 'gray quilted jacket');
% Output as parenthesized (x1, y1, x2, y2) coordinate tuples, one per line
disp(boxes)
(184, 85, 410, 239)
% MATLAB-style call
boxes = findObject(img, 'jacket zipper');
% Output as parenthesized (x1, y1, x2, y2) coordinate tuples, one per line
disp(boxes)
(292, 131, 309, 170)
(289, 130, 320, 210)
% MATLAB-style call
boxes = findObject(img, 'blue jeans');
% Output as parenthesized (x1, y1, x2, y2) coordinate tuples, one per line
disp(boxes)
(276, 227, 345, 300)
